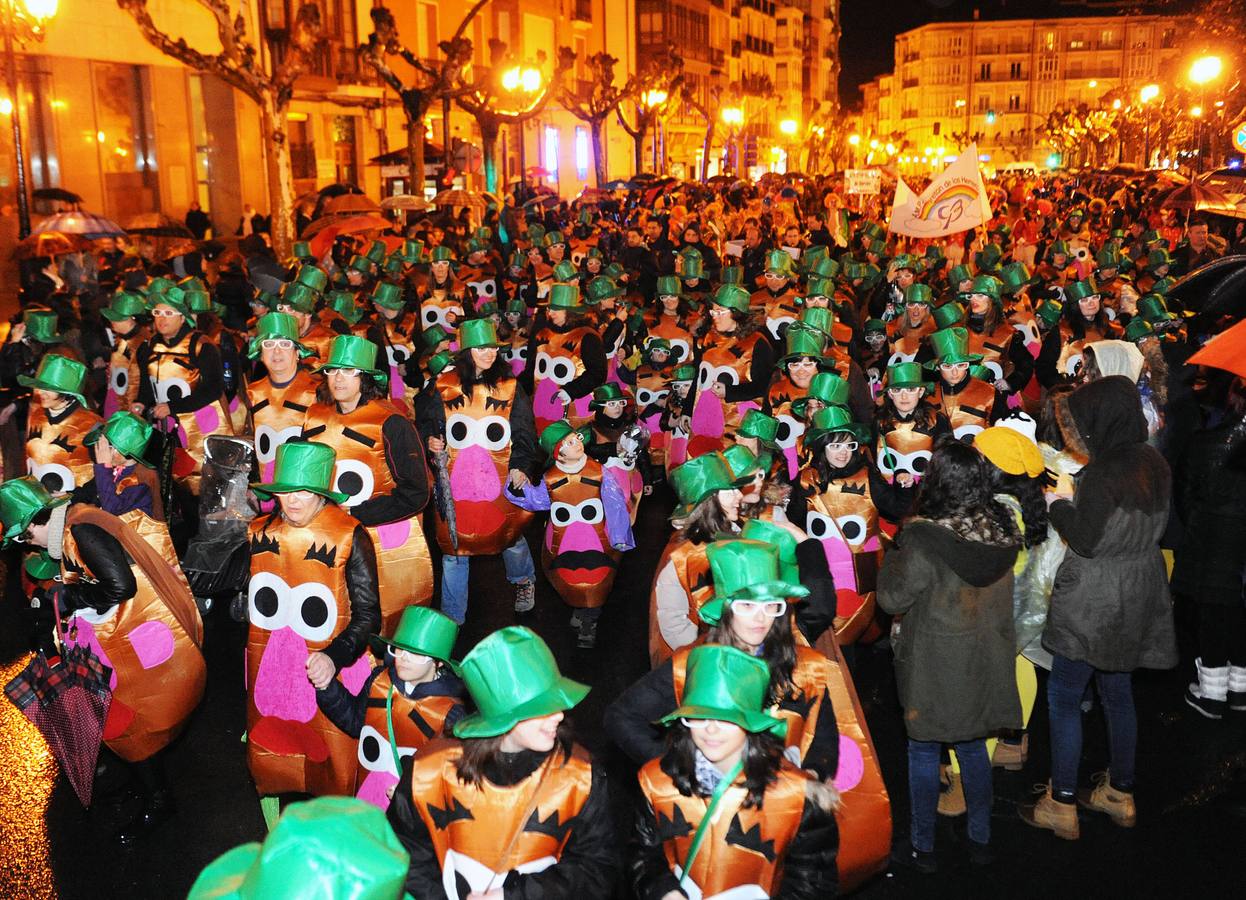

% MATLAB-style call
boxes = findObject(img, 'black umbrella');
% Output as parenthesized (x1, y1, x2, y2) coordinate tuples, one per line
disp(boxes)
(1167, 255, 1246, 313)
(32, 187, 82, 204)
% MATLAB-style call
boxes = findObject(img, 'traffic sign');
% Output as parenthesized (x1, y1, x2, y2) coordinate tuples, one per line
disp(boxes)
(1234, 122, 1246, 154)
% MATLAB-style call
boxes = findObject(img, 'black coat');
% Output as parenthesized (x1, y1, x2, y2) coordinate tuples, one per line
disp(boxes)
(1044, 376, 1178, 671)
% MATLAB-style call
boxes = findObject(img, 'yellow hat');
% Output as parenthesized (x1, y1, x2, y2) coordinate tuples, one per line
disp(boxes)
(973, 427, 1044, 478)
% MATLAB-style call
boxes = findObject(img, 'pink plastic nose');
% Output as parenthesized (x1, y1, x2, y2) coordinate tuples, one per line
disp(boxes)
(450, 445, 503, 502)
(532, 379, 565, 423)
(556, 521, 604, 555)
(127, 621, 175, 669)
(253, 626, 316, 723)
(356, 769, 400, 810)
(821, 537, 859, 593)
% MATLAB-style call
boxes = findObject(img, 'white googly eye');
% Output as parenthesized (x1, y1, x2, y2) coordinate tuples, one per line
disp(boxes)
(154, 377, 191, 404)
(288, 582, 338, 644)
(333, 458, 375, 507)
(248, 570, 291, 632)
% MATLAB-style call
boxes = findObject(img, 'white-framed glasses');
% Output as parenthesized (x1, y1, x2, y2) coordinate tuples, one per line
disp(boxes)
(730, 599, 788, 617)
(939, 361, 970, 372)
(888, 386, 922, 396)
(827, 441, 858, 452)
(680, 717, 720, 730)
(329, 367, 362, 378)
(260, 339, 295, 351)
(151, 308, 182, 318)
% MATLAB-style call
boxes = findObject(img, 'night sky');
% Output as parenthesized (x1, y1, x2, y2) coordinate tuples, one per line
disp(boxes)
(838, 0, 1165, 105)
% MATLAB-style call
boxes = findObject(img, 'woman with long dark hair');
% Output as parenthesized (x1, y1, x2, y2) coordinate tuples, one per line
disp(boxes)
(875, 362, 951, 489)
(630, 643, 838, 899)
(415, 319, 539, 625)
(879, 438, 1022, 871)
(388, 626, 617, 896)
(1035, 279, 1120, 387)
(522, 283, 607, 432)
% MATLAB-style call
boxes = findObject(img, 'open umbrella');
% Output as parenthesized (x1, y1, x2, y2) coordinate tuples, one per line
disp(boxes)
(1161, 181, 1234, 214)
(300, 212, 391, 241)
(526, 165, 552, 178)
(380, 194, 432, 211)
(32, 187, 82, 204)
(32, 210, 126, 240)
(12, 231, 92, 259)
(124, 212, 194, 238)
(433, 188, 485, 209)
(322, 193, 381, 215)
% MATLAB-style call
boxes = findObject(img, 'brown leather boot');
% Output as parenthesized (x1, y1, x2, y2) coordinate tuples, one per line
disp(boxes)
(1018, 783, 1080, 840)
(991, 734, 1028, 771)
(937, 765, 966, 817)
(1077, 772, 1137, 828)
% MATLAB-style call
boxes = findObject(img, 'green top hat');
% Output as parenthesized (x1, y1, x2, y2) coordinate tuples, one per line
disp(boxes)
(1140, 228, 1162, 245)
(698, 539, 809, 627)
(863, 317, 887, 335)
(505, 298, 528, 316)
(186, 796, 410, 900)
(547, 283, 584, 310)
(586, 276, 624, 304)
(719, 265, 743, 285)
(255, 291, 279, 312)
(291, 241, 314, 261)
(24, 551, 58, 581)
(101, 291, 148, 323)
(681, 256, 705, 281)
(722, 443, 767, 482)
(453, 626, 589, 739)
(796, 306, 834, 338)
(989, 222, 1012, 239)
(426, 350, 454, 377)
(947, 263, 974, 286)
(740, 518, 799, 584)
(1124, 317, 1156, 343)
(998, 262, 1033, 295)
(671, 452, 749, 518)
(805, 404, 869, 444)
(974, 244, 1002, 272)
(926, 326, 984, 368)
(1150, 276, 1176, 296)
(371, 606, 458, 663)
(1137, 294, 1177, 323)
(764, 249, 794, 277)
(890, 253, 919, 273)
(867, 238, 887, 257)
(527, 224, 547, 243)
(791, 371, 850, 419)
(679, 246, 704, 262)
(1035, 300, 1063, 328)
(295, 265, 329, 294)
(538, 419, 592, 462)
(737, 410, 780, 449)
(429, 246, 456, 265)
(0, 477, 68, 545)
(279, 282, 318, 314)
(1064, 280, 1099, 304)
(590, 383, 630, 410)
(803, 276, 835, 300)
(313, 335, 388, 387)
(385, 252, 408, 274)
(858, 221, 885, 242)
(931, 301, 965, 330)
(364, 240, 387, 264)
(886, 361, 932, 391)
(421, 324, 449, 350)
(347, 254, 375, 275)
(402, 239, 426, 264)
(1146, 248, 1173, 272)
(656, 275, 683, 298)
(1094, 247, 1121, 271)
(327, 291, 363, 325)
(800, 244, 828, 273)
(669, 363, 697, 384)
(904, 283, 933, 307)
(710, 284, 750, 314)
(1108, 228, 1126, 240)
(458, 319, 503, 351)
(602, 262, 626, 281)
(545, 230, 566, 247)
(183, 290, 213, 315)
(247, 312, 312, 361)
(99, 411, 155, 467)
(807, 255, 840, 281)
(23, 309, 64, 344)
(659, 645, 787, 734)
(779, 326, 828, 367)
(925, 244, 946, 262)
(962, 274, 1001, 303)
(642, 338, 672, 363)
(18, 353, 88, 406)
(144, 276, 178, 296)
(371, 281, 404, 310)
(252, 441, 349, 504)
(178, 276, 207, 293)
(1046, 239, 1071, 261)
(552, 260, 578, 282)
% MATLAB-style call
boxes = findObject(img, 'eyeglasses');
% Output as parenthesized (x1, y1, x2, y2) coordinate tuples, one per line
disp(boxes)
(328, 367, 362, 378)
(730, 599, 788, 617)
(11, 529, 30, 544)
(939, 362, 970, 371)
(260, 339, 295, 351)
(888, 387, 922, 396)
(151, 308, 183, 318)
(827, 441, 858, 452)
(680, 717, 726, 730)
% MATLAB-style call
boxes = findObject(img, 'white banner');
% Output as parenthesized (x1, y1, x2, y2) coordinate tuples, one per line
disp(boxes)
(888, 145, 990, 238)
(846, 168, 882, 195)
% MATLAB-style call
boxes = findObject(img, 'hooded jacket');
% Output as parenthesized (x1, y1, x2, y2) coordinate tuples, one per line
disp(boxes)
(1044, 375, 1177, 671)
(878, 515, 1023, 743)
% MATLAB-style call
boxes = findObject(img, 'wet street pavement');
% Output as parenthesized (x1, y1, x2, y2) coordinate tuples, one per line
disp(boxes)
(2, 487, 1245, 899)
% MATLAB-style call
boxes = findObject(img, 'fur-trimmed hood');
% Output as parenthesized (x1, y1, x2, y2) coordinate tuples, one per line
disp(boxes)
(899, 516, 1020, 587)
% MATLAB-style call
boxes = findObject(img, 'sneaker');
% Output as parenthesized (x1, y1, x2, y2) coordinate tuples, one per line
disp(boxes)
(1076, 771, 1137, 828)
(889, 839, 937, 874)
(937, 766, 966, 817)
(577, 617, 598, 649)
(991, 734, 1028, 771)
(513, 580, 535, 613)
(1229, 666, 1246, 712)
(1018, 783, 1080, 840)
(1185, 658, 1229, 720)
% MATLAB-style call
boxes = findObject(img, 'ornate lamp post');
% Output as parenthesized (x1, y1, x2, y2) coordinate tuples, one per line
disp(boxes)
(1189, 55, 1222, 173)
(720, 105, 743, 174)
(1139, 83, 1160, 167)
(502, 64, 542, 185)
(3, 0, 57, 238)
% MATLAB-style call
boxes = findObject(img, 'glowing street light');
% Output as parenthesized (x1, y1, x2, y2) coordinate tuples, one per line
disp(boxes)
(779, 118, 798, 136)
(1088, 80, 1098, 88)
(1140, 83, 1160, 103)
(1112, 99, 1122, 110)
(502, 66, 542, 93)
(643, 89, 668, 108)
(848, 133, 860, 145)
(885, 143, 896, 155)
(721, 106, 744, 126)
(1189, 55, 1223, 85)
(1191, 105, 1204, 118)
(6, 0, 59, 237)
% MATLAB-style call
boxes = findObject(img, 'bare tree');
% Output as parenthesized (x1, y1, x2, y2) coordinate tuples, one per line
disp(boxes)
(616, 48, 685, 174)
(117, 0, 321, 257)
(556, 48, 634, 186)
(680, 81, 721, 182)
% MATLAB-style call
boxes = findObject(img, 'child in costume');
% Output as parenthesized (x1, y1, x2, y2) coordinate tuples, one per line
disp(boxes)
(22, 353, 102, 495)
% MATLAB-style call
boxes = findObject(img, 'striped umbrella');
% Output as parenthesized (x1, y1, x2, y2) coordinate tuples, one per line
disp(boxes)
(33, 210, 126, 240)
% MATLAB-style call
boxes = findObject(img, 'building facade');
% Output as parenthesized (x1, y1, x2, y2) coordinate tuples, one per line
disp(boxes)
(860, 12, 1182, 171)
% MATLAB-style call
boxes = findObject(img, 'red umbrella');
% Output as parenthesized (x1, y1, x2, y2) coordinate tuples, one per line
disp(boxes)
(1187, 316, 1246, 379)
(12, 231, 92, 259)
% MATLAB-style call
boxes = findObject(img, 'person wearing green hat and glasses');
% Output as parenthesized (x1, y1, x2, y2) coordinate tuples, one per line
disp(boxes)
(644, 274, 698, 366)
(370, 280, 423, 408)
(0, 474, 207, 841)
(876, 362, 951, 487)
(20, 352, 102, 495)
(100, 291, 151, 417)
(753, 248, 802, 342)
(413, 318, 540, 624)
(961, 273, 1035, 396)
(885, 283, 937, 368)
(317, 605, 467, 811)
(134, 284, 233, 496)
(523, 282, 608, 433)
(630, 643, 839, 899)
(188, 796, 411, 900)
(507, 419, 634, 648)
(276, 271, 345, 363)
(244, 312, 320, 486)
(303, 335, 433, 634)
(387, 626, 619, 898)
(1035, 279, 1120, 388)
(585, 382, 653, 519)
(245, 441, 381, 805)
(927, 327, 1008, 440)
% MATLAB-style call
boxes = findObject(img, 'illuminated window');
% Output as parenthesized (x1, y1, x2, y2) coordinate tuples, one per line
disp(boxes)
(575, 127, 589, 180)
(544, 126, 560, 178)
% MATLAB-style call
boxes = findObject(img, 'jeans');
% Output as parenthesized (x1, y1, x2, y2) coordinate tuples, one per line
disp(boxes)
(1048, 654, 1136, 798)
(440, 537, 535, 624)
(908, 738, 992, 852)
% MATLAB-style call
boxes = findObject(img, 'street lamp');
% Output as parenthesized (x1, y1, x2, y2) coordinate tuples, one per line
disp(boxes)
(1189, 55, 1223, 172)
(779, 118, 798, 136)
(643, 89, 669, 172)
(502, 65, 543, 184)
(4, 0, 57, 238)
(1140, 84, 1160, 166)
(721, 106, 744, 173)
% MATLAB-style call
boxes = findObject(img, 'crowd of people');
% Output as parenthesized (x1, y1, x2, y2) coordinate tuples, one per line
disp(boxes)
(3, 165, 1244, 898)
